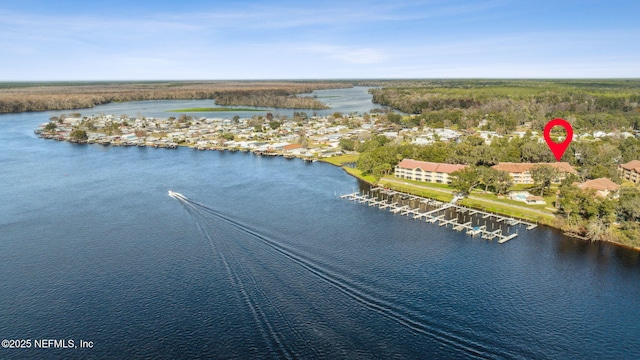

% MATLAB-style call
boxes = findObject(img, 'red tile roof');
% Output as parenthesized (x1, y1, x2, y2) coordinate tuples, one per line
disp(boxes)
(397, 159, 467, 174)
(492, 162, 576, 174)
(283, 143, 302, 151)
(573, 178, 620, 192)
(620, 160, 640, 172)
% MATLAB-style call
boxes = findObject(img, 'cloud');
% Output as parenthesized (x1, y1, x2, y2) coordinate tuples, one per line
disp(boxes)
(0, 1, 638, 80)
(303, 45, 389, 64)
(132, 1, 507, 31)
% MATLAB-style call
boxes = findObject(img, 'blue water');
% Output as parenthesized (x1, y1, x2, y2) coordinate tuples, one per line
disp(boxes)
(1, 87, 639, 359)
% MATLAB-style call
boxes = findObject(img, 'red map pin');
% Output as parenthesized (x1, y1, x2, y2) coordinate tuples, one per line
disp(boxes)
(544, 118, 573, 161)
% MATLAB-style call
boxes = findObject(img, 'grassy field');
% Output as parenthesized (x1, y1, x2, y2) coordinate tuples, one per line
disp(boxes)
(342, 167, 377, 184)
(377, 179, 454, 202)
(470, 191, 549, 210)
(458, 198, 556, 225)
(166, 107, 264, 112)
(377, 177, 556, 223)
(320, 154, 359, 166)
(389, 177, 453, 190)
(336, 162, 558, 226)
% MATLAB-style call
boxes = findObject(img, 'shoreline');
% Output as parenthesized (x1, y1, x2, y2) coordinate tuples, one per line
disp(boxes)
(33, 105, 640, 252)
(0, 81, 352, 114)
(322, 158, 640, 253)
(34, 128, 640, 253)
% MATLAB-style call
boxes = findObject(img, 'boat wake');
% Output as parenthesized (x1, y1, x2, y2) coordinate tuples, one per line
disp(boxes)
(168, 190, 188, 201)
(168, 191, 516, 359)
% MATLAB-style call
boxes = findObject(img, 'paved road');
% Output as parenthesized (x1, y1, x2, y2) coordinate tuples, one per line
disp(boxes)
(380, 178, 555, 219)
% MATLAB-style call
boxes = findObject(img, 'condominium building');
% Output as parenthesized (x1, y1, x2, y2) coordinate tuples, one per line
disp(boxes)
(618, 160, 640, 184)
(491, 162, 577, 185)
(573, 178, 620, 198)
(394, 159, 467, 184)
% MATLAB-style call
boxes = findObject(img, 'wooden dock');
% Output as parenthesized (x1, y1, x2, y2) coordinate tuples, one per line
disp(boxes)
(340, 189, 539, 244)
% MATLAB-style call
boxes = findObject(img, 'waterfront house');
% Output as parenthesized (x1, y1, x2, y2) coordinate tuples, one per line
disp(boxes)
(572, 178, 620, 198)
(395, 159, 467, 185)
(268, 142, 290, 151)
(283, 143, 303, 153)
(492, 162, 577, 185)
(618, 160, 640, 184)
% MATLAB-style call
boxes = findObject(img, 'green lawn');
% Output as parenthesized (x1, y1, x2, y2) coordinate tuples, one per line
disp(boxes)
(509, 184, 536, 191)
(342, 167, 377, 184)
(377, 179, 454, 202)
(386, 176, 453, 189)
(320, 154, 359, 166)
(459, 198, 555, 225)
(470, 191, 549, 210)
(379, 177, 556, 223)
(340, 171, 558, 226)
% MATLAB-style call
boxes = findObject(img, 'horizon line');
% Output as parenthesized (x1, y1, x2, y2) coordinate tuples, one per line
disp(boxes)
(2, 77, 640, 83)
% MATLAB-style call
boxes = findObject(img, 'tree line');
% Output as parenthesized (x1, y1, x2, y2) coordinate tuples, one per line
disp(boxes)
(0, 81, 351, 113)
(213, 91, 329, 109)
(557, 180, 640, 246)
(366, 80, 640, 132)
(353, 132, 638, 183)
(349, 133, 640, 247)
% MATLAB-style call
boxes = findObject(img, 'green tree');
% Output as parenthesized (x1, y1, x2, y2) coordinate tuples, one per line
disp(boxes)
(355, 135, 390, 153)
(357, 145, 400, 175)
(386, 112, 402, 124)
(44, 122, 57, 132)
(558, 184, 616, 235)
(575, 142, 621, 179)
(531, 165, 558, 196)
(618, 186, 640, 221)
(491, 170, 513, 196)
(557, 185, 585, 223)
(269, 120, 281, 130)
(372, 163, 392, 182)
(450, 167, 480, 195)
(520, 141, 555, 163)
(479, 167, 512, 195)
(220, 132, 235, 141)
(583, 163, 618, 180)
(70, 129, 88, 140)
(339, 138, 356, 151)
(619, 137, 640, 163)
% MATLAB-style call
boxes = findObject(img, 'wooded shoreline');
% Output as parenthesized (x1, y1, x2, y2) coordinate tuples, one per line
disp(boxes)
(0, 81, 351, 113)
(328, 158, 640, 253)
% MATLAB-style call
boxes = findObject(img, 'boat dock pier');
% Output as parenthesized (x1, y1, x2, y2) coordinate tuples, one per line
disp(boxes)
(340, 188, 538, 244)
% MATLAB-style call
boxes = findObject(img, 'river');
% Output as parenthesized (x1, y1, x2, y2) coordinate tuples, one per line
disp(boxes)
(1, 87, 639, 359)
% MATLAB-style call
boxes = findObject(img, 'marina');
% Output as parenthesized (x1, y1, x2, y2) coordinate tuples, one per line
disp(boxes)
(341, 188, 537, 243)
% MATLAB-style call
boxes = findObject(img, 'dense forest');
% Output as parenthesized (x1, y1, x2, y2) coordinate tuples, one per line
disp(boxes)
(365, 80, 640, 132)
(0, 81, 350, 113)
(213, 90, 329, 109)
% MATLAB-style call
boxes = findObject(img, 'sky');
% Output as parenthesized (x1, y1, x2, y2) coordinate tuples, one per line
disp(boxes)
(1, 0, 639, 80)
